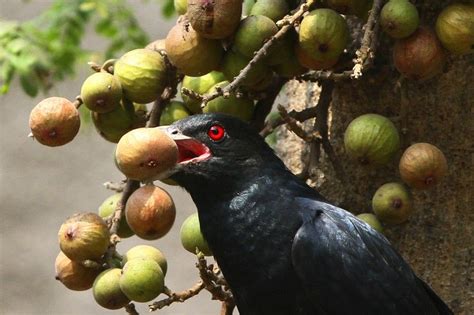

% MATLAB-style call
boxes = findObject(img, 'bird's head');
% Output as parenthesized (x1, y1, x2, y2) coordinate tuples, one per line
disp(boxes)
(158, 113, 284, 193)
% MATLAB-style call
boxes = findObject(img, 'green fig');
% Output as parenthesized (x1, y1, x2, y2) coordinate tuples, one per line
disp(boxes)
(180, 213, 212, 256)
(380, 0, 419, 39)
(174, 0, 187, 14)
(356, 213, 384, 234)
(295, 45, 339, 70)
(222, 50, 268, 86)
(93, 268, 130, 309)
(344, 114, 400, 166)
(91, 100, 136, 143)
(234, 15, 278, 58)
(250, 0, 290, 22)
(123, 245, 168, 276)
(165, 19, 224, 76)
(159, 101, 190, 125)
(120, 258, 165, 302)
(114, 49, 167, 104)
(181, 71, 226, 113)
(80, 72, 122, 113)
(98, 193, 134, 238)
(187, 0, 242, 39)
(299, 9, 349, 62)
(202, 81, 255, 121)
(29, 97, 81, 147)
(436, 3, 474, 55)
(58, 212, 110, 262)
(372, 182, 413, 225)
(326, 0, 371, 15)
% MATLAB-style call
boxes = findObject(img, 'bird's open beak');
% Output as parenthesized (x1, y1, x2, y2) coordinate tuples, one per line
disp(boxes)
(157, 126, 212, 166)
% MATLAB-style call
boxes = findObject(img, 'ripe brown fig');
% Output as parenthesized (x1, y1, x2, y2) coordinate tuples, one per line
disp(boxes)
(165, 19, 224, 76)
(393, 27, 446, 81)
(29, 97, 80, 147)
(125, 185, 176, 240)
(115, 127, 179, 181)
(187, 0, 242, 39)
(399, 143, 448, 189)
(55, 251, 101, 291)
(58, 212, 110, 261)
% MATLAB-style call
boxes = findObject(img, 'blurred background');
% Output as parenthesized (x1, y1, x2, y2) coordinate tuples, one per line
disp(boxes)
(0, 1, 219, 314)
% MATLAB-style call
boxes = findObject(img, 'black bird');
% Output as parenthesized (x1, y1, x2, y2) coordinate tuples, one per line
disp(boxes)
(160, 113, 453, 315)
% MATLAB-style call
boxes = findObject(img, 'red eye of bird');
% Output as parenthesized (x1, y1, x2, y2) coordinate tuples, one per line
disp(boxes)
(208, 124, 225, 141)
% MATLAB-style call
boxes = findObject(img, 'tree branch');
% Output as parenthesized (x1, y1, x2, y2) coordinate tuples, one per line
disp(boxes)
(149, 283, 205, 311)
(196, 253, 234, 302)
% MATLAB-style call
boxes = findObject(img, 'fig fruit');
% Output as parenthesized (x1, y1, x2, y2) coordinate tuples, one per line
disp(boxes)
(114, 49, 167, 104)
(58, 212, 110, 262)
(233, 15, 278, 58)
(393, 27, 446, 81)
(299, 9, 349, 62)
(29, 97, 80, 147)
(344, 114, 400, 166)
(180, 213, 212, 256)
(174, 0, 188, 15)
(380, 0, 419, 39)
(436, 3, 474, 55)
(187, 0, 242, 39)
(55, 251, 101, 291)
(222, 50, 268, 86)
(202, 81, 255, 121)
(399, 143, 448, 189)
(356, 213, 384, 234)
(250, 0, 289, 22)
(98, 193, 134, 238)
(159, 101, 190, 126)
(165, 19, 224, 76)
(115, 127, 179, 181)
(273, 55, 307, 77)
(145, 39, 166, 52)
(372, 182, 413, 225)
(125, 185, 176, 240)
(295, 45, 339, 70)
(91, 100, 137, 143)
(80, 72, 122, 113)
(181, 71, 226, 113)
(93, 268, 130, 310)
(123, 245, 168, 275)
(120, 258, 165, 302)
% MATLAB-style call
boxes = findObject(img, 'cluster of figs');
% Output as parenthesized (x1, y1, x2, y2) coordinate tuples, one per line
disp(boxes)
(344, 113, 448, 232)
(55, 180, 212, 309)
(26, 0, 470, 312)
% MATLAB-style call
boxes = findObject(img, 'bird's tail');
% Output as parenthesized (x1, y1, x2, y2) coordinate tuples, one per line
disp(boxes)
(416, 277, 454, 315)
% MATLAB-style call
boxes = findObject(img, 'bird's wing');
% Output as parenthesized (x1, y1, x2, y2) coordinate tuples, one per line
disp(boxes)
(291, 198, 446, 315)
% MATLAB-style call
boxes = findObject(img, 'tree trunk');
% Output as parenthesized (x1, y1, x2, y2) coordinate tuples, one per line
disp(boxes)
(276, 4, 473, 313)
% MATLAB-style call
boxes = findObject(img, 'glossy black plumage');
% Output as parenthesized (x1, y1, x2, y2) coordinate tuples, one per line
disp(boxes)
(167, 114, 453, 315)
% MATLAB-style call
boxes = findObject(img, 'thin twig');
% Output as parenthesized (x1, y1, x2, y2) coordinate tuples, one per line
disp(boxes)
(198, 0, 315, 107)
(220, 301, 236, 315)
(73, 95, 83, 109)
(147, 52, 180, 128)
(149, 283, 205, 311)
(352, 0, 383, 78)
(103, 181, 126, 193)
(125, 303, 139, 315)
(260, 105, 320, 137)
(278, 105, 321, 142)
(251, 77, 287, 131)
(196, 253, 234, 302)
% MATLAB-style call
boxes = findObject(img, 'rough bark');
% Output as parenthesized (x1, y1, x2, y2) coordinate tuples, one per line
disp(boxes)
(276, 4, 473, 313)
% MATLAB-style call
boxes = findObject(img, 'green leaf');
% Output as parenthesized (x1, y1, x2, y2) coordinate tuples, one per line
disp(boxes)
(19, 73, 39, 97)
(161, 0, 176, 18)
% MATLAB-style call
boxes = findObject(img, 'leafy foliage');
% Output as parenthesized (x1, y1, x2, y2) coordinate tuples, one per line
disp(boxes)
(0, 0, 154, 97)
